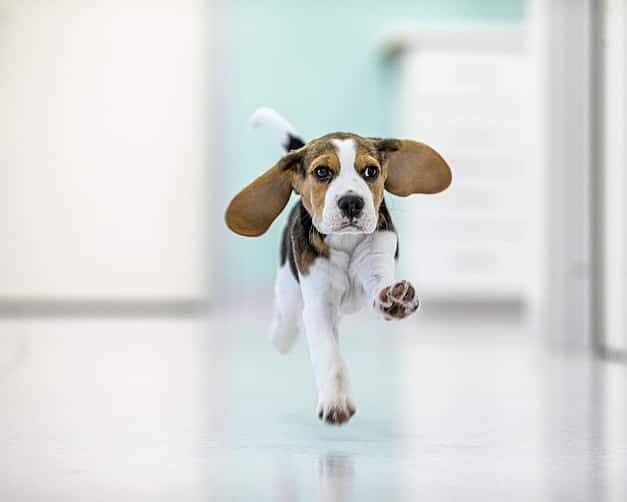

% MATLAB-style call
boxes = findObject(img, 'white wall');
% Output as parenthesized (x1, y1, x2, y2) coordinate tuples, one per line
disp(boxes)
(0, 1, 212, 302)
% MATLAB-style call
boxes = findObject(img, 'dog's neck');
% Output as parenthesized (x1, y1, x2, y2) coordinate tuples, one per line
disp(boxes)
(324, 232, 367, 254)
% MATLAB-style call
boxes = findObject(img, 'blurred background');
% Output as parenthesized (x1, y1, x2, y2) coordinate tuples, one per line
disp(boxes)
(1, 1, 626, 501)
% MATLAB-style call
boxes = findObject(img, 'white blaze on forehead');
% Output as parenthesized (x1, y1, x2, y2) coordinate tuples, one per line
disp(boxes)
(330, 137, 365, 193)
(331, 138, 357, 176)
(318, 137, 378, 234)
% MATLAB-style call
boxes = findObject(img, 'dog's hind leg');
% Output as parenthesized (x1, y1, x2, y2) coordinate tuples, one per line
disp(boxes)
(269, 264, 302, 353)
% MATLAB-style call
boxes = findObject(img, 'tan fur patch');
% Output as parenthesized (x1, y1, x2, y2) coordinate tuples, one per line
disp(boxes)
(293, 151, 339, 229)
(288, 203, 330, 277)
(297, 231, 329, 276)
(354, 148, 386, 213)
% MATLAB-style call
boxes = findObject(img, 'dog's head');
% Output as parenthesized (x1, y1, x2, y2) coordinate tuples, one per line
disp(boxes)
(225, 133, 451, 236)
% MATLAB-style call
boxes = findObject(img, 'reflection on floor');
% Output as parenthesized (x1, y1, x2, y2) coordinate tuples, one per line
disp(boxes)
(0, 309, 625, 501)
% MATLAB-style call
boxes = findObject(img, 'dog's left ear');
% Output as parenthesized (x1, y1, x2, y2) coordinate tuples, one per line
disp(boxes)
(376, 139, 451, 196)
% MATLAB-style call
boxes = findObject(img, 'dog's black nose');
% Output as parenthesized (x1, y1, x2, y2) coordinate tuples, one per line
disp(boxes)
(337, 194, 365, 218)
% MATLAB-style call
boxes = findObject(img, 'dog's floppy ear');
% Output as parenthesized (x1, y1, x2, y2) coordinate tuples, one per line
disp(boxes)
(225, 150, 303, 237)
(376, 139, 451, 196)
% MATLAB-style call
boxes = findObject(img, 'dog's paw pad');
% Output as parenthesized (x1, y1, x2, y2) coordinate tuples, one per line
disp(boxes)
(375, 280, 419, 320)
(317, 394, 356, 426)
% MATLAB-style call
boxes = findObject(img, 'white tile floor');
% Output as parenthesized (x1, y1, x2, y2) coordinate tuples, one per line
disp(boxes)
(0, 311, 625, 501)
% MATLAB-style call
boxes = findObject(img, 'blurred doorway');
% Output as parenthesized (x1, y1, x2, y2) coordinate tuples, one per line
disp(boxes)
(595, 0, 627, 357)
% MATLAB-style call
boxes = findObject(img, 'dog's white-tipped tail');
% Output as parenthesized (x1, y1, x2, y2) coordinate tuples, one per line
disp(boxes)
(249, 107, 306, 152)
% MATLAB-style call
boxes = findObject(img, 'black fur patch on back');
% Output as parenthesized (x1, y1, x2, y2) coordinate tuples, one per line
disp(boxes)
(280, 203, 300, 281)
(279, 201, 328, 282)
(377, 198, 399, 259)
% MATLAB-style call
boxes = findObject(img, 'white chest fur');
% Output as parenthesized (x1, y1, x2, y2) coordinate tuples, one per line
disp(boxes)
(324, 233, 369, 314)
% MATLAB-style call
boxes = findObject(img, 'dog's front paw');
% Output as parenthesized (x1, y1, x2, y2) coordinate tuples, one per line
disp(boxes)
(375, 280, 419, 320)
(317, 382, 356, 426)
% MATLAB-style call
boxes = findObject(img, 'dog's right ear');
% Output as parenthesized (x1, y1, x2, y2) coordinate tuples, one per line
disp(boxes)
(225, 149, 303, 237)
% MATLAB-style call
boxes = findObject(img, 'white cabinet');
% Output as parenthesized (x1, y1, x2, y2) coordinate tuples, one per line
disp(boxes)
(386, 27, 530, 302)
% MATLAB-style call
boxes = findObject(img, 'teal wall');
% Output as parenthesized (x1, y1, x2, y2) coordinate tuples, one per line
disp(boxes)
(220, 0, 524, 288)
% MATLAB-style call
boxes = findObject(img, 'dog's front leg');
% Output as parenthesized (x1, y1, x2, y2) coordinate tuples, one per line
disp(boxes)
(350, 231, 420, 320)
(300, 256, 356, 425)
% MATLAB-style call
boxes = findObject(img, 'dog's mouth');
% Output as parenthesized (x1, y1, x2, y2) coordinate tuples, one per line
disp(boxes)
(333, 220, 368, 233)
(318, 213, 377, 235)
(318, 222, 365, 234)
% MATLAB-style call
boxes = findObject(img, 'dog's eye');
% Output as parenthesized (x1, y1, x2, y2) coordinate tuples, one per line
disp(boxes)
(313, 166, 332, 180)
(363, 165, 379, 180)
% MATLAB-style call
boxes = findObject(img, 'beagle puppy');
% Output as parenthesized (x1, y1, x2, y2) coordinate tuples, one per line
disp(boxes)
(226, 108, 451, 425)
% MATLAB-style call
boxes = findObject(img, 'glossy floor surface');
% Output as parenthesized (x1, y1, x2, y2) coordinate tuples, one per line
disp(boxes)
(1, 310, 626, 501)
